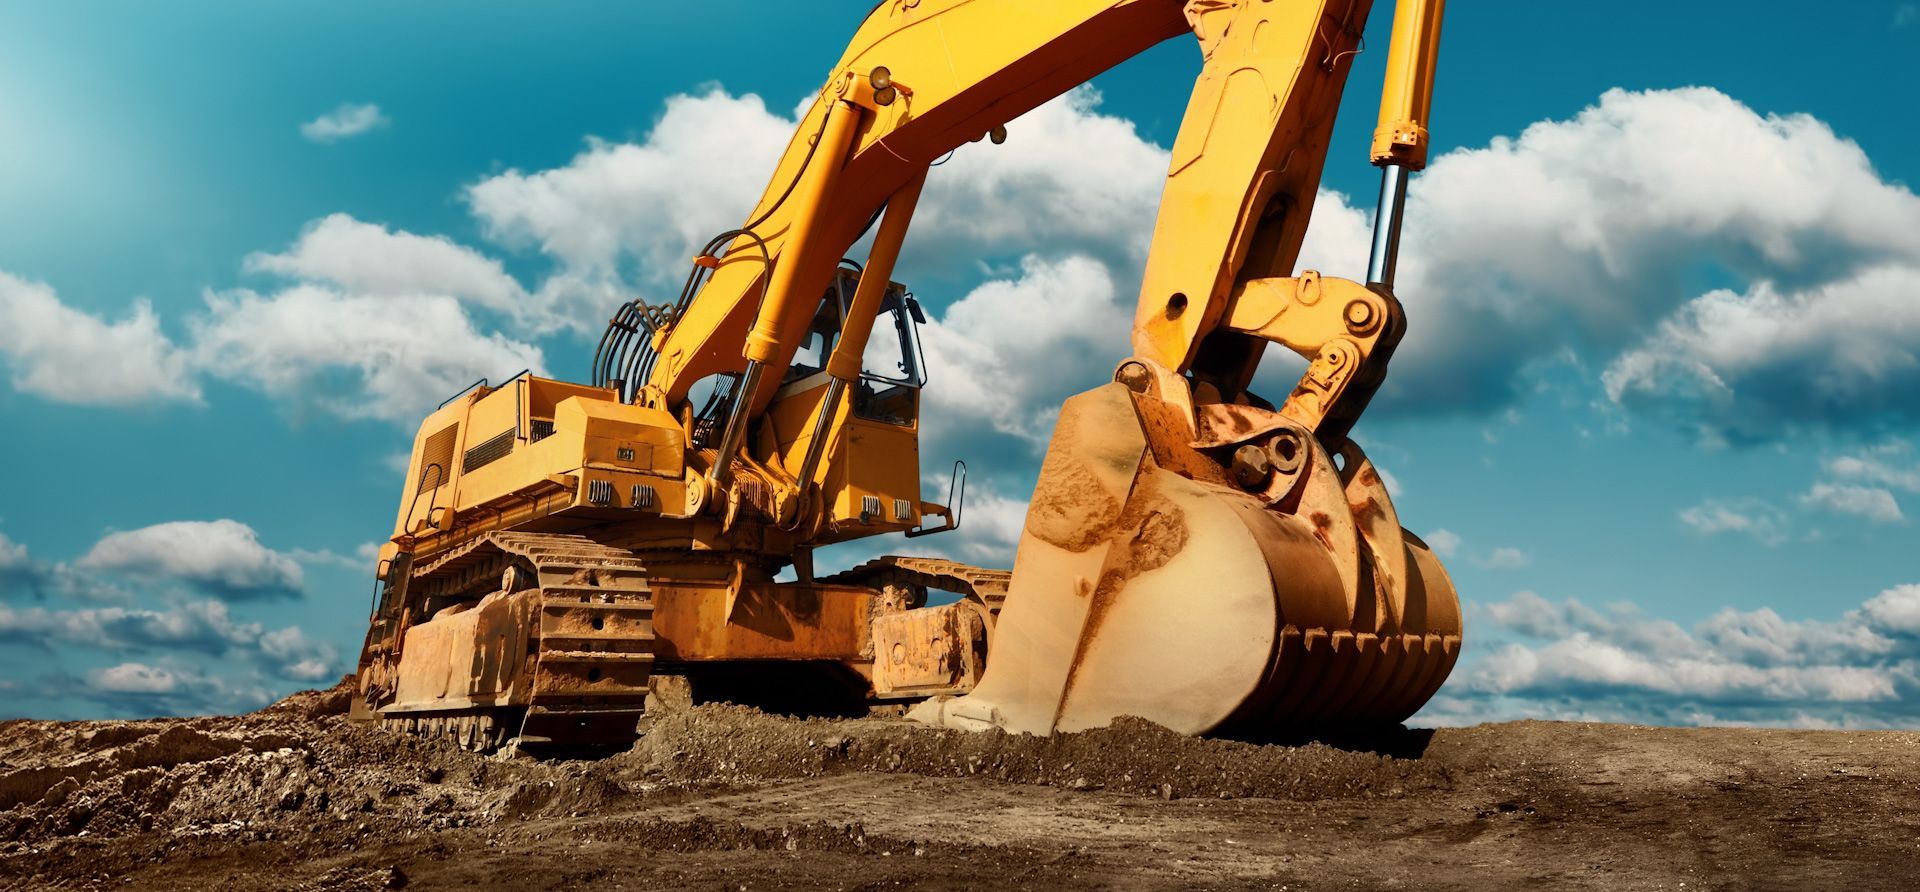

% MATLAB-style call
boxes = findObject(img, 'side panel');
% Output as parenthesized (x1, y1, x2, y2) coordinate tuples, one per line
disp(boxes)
(391, 590, 536, 711)
(827, 417, 921, 533)
(652, 583, 877, 662)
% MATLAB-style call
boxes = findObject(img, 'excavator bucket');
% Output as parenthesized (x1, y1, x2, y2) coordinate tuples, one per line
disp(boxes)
(912, 380, 1461, 737)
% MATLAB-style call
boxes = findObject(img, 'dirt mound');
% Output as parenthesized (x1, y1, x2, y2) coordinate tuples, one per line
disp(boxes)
(0, 678, 526, 849)
(626, 704, 1452, 800)
(8, 684, 1920, 889)
(0, 683, 1444, 855)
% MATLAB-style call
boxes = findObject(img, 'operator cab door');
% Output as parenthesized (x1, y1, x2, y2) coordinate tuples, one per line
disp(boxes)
(767, 268, 930, 537)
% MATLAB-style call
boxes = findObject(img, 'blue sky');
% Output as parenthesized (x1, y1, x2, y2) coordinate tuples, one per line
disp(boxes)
(1, 0, 1917, 725)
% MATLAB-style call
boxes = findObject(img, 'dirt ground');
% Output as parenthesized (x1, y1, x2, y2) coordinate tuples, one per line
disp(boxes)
(3, 680, 1917, 890)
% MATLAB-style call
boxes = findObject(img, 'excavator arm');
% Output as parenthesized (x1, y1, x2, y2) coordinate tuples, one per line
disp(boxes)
(638, 0, 1439, 466)
(638, 0, 1191, 419)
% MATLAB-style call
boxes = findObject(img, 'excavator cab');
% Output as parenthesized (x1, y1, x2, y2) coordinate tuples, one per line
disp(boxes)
(779, 268, 928, 427)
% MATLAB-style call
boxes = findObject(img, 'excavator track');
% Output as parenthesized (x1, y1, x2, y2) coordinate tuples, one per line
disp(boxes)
(820, 555, 1010, 626)
(378, 532, 656, 752)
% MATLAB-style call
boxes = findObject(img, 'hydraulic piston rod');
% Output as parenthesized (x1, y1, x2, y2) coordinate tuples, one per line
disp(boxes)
(1366, 164, 1409, 288)
(1365, 0, 1444, 289)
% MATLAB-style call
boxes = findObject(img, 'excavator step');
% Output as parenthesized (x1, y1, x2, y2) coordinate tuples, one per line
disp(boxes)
(539, 650, 658, 663)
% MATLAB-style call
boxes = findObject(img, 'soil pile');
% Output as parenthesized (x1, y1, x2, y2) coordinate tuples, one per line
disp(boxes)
(3, 681, 1917, 890)
(628, 705, 1453, 800)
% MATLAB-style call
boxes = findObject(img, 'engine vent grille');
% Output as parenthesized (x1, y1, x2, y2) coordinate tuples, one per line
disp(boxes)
(860, 495, 883, 523)
(418, 424, 457, 490)
(631, 483, 658, 511)
(895, 498, 913, 521)
(462, 428, 515, 473)
(529, 419, 555, 442)
(587, 479, 615, 506)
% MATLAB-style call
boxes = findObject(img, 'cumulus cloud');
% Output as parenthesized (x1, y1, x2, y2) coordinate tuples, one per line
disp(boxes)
(918, 254, 1131, 450)
(0, 525, 345, 716)
(1604, 266, 1920, 439)
(300, 102, 388, 143)
(466, 89, 795, 322)
(0, 597, 337, 683)
(1678, 498, 1791, 546)
(1862, 585, 1920, 635)
(0, 271, 200, 407)
(26, 83, 1913, 447)
(1, 213, 545, 425)
(1825, 441, 1920, 493)
(0, 532, 28, 572)
(1476, 547, 1531, 570)
(1422, 529, 1462, 559)
(193, 284, 545, 424)
(1802, 482, 1904, 523)
(245, 214, 528, 313)
(1282, 87, 1920, 443)
(77, 519, 302, 600)
(910, 85, 1920, 447)
(88, 662, 180, 694)
(31, 662, 282, 717)
(1680, 442, 1916, 540)
(465, 86, 1168, 333)
(910, 88, 1166, 273)
(1431, 583, 1920, 727)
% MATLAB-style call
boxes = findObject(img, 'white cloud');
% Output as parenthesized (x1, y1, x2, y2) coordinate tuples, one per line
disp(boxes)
(1802, 482, 1904, 523)
(0, 270, 200, 407)
(246, 213, 528, 313)
(1862, 585, 1920, 635)
(2, 213, 543, 425)
(0, 532, 28, 571)
(192, 284, 545, 424)
(1422, 529, 1462, 559)
(300, 102, 388, 143)
(911, 88, 1166, 272)
(1604, 265, 1920, 438)
(289, 546, 372, 572)
(1435, 584, 1920, 727)
(258, 626, 338, 681)
(1322, 87, 1920, 440)
(1476, 546, 1531, 570)
(0, 527, 345, 704)
(89, 662, 179, 694)
(1678, 498, 1791, 546)
(1825, 441, 1920, 492)
(19, 84, 1919, 447)
(886, 483, 1032, 569)
(465, 86, 1169, 335)
(918, 254, 1130, 450)
(0, 597, 335, 679)
(77, 519, 303, 599)
(466, 89, 795, 325)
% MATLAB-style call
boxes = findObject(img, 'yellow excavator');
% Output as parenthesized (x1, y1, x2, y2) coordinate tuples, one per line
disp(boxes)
(352, 0, 1460, 749)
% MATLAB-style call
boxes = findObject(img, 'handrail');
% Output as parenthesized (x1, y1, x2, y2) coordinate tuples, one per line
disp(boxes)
(438, 377, 489, 409)
(905, 459, 966, 539)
